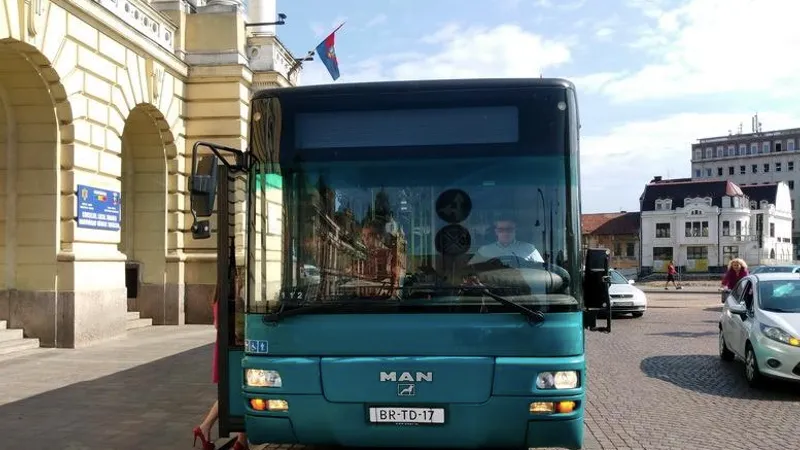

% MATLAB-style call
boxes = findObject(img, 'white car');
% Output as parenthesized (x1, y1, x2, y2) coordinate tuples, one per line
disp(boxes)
(608, 269, 647, 318)
(719, 273, 800, 387)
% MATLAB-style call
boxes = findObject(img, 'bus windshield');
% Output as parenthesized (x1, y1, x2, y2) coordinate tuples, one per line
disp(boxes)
(246, 82, 581, 315)
(275, 153, 578, 312)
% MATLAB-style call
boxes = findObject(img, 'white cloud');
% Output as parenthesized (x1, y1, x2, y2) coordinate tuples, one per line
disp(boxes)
(309, 16, 348, 39)
(365, 14, 388, 28)
(535, 0, 587, 10)
(580, 111, 800, 212)
(298, 24, 573, 86)
(590, 0, 800, 102)
(595, 27, 614, 40)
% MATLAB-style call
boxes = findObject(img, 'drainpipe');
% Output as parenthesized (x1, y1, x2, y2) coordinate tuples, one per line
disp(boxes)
(638, 193, 644, 277)
(717, 209, 722, 272)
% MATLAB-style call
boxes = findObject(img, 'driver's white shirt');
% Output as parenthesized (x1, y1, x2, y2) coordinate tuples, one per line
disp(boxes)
(468, 240, 545, 264)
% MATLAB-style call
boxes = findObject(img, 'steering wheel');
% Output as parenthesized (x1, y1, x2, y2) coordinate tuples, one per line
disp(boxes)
(465, 257, 570, 294)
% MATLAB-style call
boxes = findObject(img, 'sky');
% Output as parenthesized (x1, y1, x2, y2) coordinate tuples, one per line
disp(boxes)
(273, 0, 800, 213)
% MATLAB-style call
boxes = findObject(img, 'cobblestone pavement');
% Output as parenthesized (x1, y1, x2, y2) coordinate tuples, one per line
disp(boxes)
(1, 293, 797, 450)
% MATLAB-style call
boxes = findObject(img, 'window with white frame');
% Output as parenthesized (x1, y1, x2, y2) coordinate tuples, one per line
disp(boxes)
(694, 149, 702, 160)
(739, 144, 746, 155)
(789, 139, 796, 151)
(685, 221, 709, 237)
(687, 246, 708, 259)
(763, 142, 770, 153)
(750, 143, 758, 154)
(722, 246, 738, 264)
(716, 146, 723, 157)
(706, 147, 713, 158)
(655, 223, 671, 238)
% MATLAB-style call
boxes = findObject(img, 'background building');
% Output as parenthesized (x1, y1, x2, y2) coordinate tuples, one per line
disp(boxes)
(581, 212, 640, 276)
(639, 177, 792, 275)
(690, 118, 800, 257)
(0, 0, 299, 350)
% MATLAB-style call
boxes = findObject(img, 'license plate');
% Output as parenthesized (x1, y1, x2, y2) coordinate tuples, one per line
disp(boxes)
(615, 301, 633, 307)
(368, 407, 445, 424)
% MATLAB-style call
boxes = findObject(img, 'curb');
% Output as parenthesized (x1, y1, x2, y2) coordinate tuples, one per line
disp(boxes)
(641, 289, 720, 295)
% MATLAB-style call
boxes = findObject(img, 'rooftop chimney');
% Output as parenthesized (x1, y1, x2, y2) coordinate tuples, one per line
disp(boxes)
(653, 176, 663, 182)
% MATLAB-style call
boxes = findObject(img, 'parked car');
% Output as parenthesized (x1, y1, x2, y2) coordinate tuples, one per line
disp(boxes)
(749, 264, 800, 274)
(608, 269, 647, 318)
(719, 273, 800, 387)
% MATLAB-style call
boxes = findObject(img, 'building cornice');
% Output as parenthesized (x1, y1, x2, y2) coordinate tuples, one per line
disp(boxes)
(57, 0, 189, 77)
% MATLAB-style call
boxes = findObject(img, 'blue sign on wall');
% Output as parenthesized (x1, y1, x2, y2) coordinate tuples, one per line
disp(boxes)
(76, 184, 121, 231)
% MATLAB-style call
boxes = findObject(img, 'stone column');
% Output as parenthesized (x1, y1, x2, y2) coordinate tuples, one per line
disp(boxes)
(182, 1, 249, 324)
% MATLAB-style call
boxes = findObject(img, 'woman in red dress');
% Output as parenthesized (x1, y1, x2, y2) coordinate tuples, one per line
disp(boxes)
(192, 276, 249, 450)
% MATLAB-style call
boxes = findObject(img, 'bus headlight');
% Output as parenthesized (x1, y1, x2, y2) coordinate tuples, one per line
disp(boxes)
(536, 371, 579, 389)
(245, 369, 282, 388)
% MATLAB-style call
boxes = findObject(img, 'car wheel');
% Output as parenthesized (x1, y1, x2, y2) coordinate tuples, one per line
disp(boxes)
(744, 343, 762, 387)
(718, 329, 734, 361)
(631, 312, 644, 318)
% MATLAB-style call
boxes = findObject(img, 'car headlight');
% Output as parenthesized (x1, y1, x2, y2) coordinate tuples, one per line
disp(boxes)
(759, 324, 800, 347)
(536, 371, 579, 389)
(245, 369, 282, 387)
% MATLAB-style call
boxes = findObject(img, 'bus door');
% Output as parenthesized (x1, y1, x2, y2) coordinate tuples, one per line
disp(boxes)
(190, 145, 248, 439)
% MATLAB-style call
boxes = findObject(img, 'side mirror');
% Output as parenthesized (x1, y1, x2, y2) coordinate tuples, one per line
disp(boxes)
(189, 152, 218, 240)
(583, 248, 612, 332)
(628, 279, 635, 285)
(190, 153, 219, 218)
(743, 294, 754, 312)
(727, 299, 747, 319)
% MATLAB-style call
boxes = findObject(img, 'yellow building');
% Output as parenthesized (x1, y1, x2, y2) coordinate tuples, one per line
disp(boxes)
(0, 0, 297, 348)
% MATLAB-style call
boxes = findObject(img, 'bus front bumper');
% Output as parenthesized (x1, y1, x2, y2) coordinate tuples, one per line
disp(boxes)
(242, 394, 584, 449)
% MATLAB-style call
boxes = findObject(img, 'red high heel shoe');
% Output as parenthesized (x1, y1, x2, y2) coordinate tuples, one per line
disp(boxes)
(232, 440, 249, 450)
(192, 426, 215, 450)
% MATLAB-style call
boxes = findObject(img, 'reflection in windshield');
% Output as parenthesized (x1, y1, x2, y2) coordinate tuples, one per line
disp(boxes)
(758, 280, 800, 313)
(274, 155, 580, 311)
(752, 266, 798, 274)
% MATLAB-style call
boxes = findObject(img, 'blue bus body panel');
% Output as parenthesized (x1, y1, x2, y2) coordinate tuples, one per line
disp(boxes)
(240, 312, 586, 449)
(246, 311, 583, 356)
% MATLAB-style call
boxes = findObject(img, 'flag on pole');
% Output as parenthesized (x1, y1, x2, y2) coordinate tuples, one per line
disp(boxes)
(315, 22, 345, 81)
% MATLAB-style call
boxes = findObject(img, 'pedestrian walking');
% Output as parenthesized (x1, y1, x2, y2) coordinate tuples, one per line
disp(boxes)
(665, 260, 682, 290)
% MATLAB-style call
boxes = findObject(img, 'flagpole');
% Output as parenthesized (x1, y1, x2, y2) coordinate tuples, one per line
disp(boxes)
(287, 51, 314, 81)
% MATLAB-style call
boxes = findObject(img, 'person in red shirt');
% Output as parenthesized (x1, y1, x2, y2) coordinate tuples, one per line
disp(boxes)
(665, 260, 682, 290)
(721, 258, 748, 290)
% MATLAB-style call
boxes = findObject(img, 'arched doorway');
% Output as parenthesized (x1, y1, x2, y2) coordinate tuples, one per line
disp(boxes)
(119, 104, 173, 324)
(0, 39, 72, 346)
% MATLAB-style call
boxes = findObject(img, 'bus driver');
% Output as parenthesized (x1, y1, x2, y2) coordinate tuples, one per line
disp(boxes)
(468, 216, 545, 265)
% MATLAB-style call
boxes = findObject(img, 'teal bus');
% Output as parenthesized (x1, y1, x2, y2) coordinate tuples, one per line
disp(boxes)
(189, 78, 612, 449)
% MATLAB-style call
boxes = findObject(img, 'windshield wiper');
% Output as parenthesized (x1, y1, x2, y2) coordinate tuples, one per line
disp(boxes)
(478, 288, 545, 323)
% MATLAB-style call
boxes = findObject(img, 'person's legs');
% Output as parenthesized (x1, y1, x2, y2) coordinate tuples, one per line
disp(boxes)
(233, 432, 249, 449)
(198, 400, 219, 440)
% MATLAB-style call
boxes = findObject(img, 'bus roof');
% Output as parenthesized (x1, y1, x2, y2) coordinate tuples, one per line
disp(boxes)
(252, 78, 576, 101)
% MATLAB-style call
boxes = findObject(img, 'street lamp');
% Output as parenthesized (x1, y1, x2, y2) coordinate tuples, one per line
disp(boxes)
(287, 52, 315, 80)
(244, 12, 287, 28)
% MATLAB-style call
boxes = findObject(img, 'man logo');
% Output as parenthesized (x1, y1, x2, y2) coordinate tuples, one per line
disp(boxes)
(397, 384, 415, 396)
(379, 371, 433, 382)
